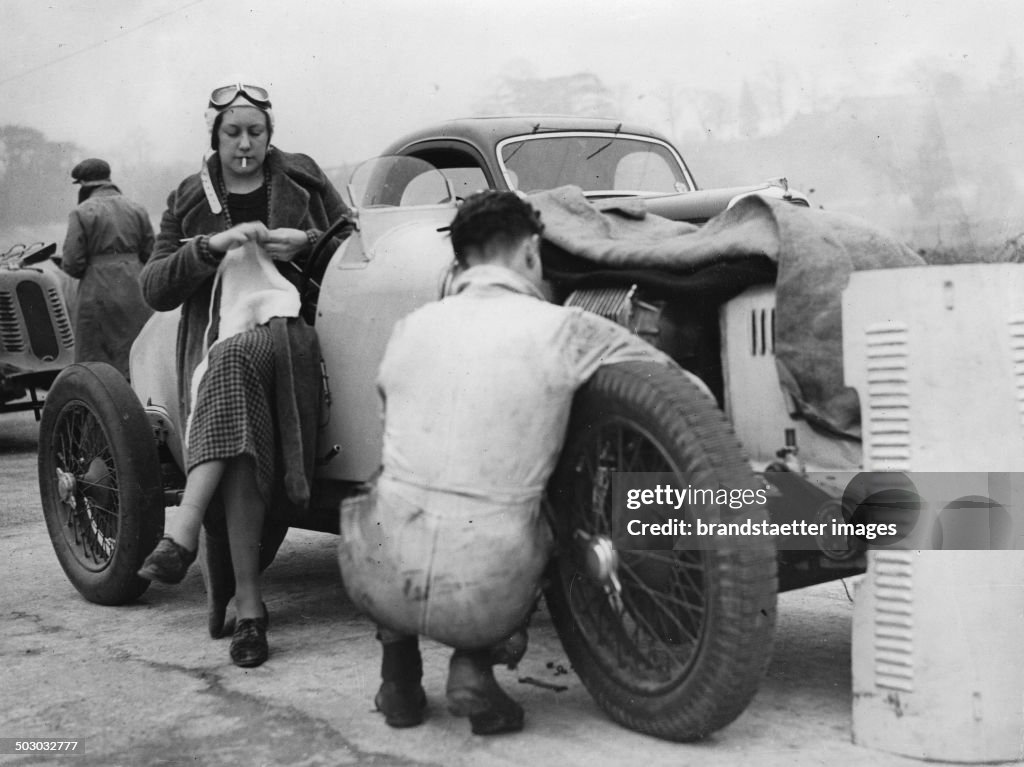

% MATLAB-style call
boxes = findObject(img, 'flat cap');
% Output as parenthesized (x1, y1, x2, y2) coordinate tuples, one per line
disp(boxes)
(71, 158, 111, 186)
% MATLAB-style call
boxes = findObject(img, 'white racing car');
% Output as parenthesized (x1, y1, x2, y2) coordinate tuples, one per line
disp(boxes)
(39, 116, 896, 743)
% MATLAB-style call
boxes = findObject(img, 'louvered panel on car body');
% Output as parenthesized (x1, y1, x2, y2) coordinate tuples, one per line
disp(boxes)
(1008, 313, 1024, 427)
(871, 551, 915, 693)
(0, 288, 25, 353)
(46, 285, 75, 348)
(864, 322, 910, 470)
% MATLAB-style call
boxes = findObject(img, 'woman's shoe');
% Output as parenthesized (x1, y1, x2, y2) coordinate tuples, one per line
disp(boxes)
(137, 536, 197, 584)
(220, 602, 270, 640)
(230, 615, 268, 667)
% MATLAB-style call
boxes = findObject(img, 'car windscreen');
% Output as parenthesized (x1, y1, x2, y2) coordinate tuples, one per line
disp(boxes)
(497, 134, 692, 195)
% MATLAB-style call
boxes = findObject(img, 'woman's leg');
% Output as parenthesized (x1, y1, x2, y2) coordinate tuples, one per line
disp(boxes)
(221, 456, 266, 620)
(163, 460, 226, 552)
(138, 459, 226, 583)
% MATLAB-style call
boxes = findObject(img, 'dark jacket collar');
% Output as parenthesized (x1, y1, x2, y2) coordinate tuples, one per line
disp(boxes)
(172, 148, 318, 227)
(79, 182, 122, 203)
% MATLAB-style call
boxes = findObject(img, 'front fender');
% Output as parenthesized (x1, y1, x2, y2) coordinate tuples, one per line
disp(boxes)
(129, 307, 183, 469)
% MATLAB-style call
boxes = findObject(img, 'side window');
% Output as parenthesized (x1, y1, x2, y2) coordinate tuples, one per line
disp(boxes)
(410, 147, 495, 198)
(439, 167, 489, 199)
(347, 157, 452, 208)
(400, 170, 454, 205)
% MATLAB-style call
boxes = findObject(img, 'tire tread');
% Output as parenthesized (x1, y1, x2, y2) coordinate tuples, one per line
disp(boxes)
(546, 361, 777, 741)
(38, 362, 163, 605)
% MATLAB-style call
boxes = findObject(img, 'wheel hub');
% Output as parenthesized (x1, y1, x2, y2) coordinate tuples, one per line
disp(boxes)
(576, 530, 622, 597)
(56, 468, 77, 509)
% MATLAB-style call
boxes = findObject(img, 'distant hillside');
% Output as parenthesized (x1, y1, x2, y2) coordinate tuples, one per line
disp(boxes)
(682, 88, 1024, 260)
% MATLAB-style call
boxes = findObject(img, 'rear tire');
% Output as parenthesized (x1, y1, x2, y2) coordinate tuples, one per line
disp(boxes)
(545, 361, 778, 741)
(38, 363, 164, 605)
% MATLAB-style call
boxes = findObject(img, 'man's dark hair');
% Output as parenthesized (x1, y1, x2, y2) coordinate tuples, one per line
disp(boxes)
(449, 191, 544, 266)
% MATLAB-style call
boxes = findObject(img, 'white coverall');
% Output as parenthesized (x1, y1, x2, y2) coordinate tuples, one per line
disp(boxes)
(338, 264, 668, 648)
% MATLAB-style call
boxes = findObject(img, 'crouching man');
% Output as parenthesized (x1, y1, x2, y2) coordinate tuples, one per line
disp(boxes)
(338, 191, 670, 735)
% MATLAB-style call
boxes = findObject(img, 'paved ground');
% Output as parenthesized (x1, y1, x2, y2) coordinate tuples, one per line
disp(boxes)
(0, 409, 923, 767)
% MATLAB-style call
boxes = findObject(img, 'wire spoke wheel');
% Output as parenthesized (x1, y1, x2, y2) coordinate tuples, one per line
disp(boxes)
(52, 404, 121, 569)
(559, 417, 709, 692)
(545, 361, 778, 742)
(39, 363, 163, 605)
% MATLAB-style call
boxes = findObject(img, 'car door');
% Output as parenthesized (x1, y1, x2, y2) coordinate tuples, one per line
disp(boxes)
(314, 158, 459, 482)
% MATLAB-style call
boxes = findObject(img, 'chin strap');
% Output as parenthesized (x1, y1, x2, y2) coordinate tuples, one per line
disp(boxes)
(199, 151, 223, 215)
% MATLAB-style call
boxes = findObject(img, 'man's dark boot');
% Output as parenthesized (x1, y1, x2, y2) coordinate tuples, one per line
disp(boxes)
(489, 628, 528, 669)
(375, 634, 427, 728)
(446, 648, 524, 735)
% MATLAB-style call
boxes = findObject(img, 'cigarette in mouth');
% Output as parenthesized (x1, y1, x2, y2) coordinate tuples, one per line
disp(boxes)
(241, 158, 248, 168)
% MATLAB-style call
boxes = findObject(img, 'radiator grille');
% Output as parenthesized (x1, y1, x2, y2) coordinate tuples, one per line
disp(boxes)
(872, 550, 915, 692)
(565, 285, 660, 344)
(17, 281, 59, 361)
(865, 322, 910, 470)
(565, 286, 634, 322)
(0, 289, 24, 352)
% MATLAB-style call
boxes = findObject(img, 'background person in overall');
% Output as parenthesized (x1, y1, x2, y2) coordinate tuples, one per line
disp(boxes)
(61, 158, 154, 380)
(338, 191, 670, 735)
(137, 81, 350, 667)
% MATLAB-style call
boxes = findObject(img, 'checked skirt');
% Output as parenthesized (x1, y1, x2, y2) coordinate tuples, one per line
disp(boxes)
(187, 325, 277, 504)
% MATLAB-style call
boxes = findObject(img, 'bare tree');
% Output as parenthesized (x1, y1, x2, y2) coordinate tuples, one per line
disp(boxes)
(474, 70, 618, 118)
(693, 89, 734, 141)
(903, 56, 968, 100)
(738, 80, 761, 138)
(997, 44, 1024, 95)
(0, 125, 82, 227)
(762, 61, 788, 129)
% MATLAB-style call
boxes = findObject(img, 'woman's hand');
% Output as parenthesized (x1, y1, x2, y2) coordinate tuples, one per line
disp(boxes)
(263, 228, 309, 262)
(208, 221, 270, 255)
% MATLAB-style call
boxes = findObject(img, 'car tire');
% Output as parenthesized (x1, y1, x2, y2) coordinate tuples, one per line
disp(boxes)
(38, 362, 164, 605)
(545, 360, 778, 742)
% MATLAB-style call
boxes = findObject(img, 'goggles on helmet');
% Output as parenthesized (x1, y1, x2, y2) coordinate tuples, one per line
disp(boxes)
(208, 83, 272, 110)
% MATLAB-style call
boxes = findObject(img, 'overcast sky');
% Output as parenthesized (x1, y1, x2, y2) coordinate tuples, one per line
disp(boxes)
(2, 0, 1023, 168)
